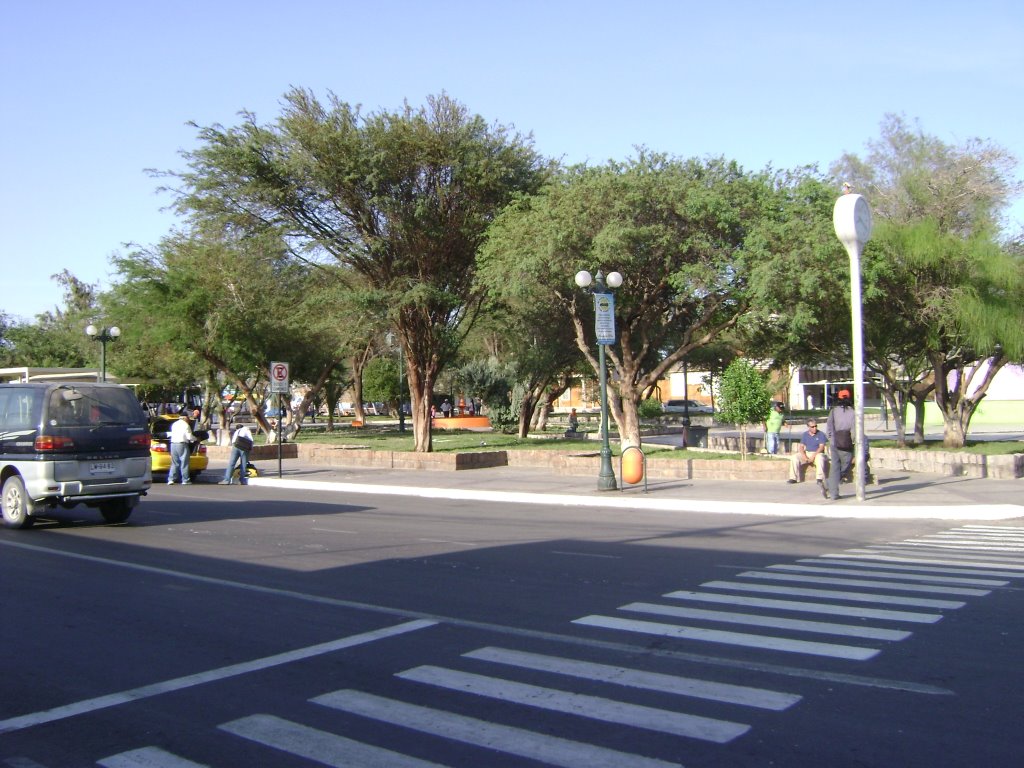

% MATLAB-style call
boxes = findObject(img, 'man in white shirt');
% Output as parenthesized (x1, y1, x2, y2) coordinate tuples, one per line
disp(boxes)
(168, 415, 196, 485)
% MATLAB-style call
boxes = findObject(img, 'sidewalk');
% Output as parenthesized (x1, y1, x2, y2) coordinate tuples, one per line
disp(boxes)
(223, 458, 1023, 522)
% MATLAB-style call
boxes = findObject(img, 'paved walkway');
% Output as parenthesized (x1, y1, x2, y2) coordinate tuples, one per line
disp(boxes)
(213, 457, 1023, 522)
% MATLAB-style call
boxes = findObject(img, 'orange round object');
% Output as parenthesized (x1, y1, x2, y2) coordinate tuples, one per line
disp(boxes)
(622, 447, 645, 485)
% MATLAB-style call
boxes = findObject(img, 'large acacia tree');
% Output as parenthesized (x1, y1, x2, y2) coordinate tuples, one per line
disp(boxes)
(480, 153, 785, 448)
(833, 115, 1024, 446)
(173, 90, 547, 451)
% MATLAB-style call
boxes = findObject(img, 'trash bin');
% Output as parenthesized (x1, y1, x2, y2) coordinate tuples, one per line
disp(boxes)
(684, 425, 709, 448)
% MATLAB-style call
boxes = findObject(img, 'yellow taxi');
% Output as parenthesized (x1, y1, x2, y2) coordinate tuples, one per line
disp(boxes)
(149, 414, 209, 477)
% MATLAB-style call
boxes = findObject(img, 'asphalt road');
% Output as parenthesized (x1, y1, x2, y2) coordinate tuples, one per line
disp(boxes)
(2, 482, 1023, 767)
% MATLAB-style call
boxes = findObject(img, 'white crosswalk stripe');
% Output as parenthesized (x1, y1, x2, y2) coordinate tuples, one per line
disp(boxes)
(573, 615, 880, 660)
(664, 589, 942, 623)
(619, 601, 911, 641)
(395, 664, 751, 742)
(97, 747, 210, 767)
(462, 646, 801, 710)
(313, 689, 683, 768)
(800, 558, 1024, 579)
(219, 713, 445, 767)
(734, 570, 991, 596)
(700, 580, 966, 609)
(829, 549, 1024, 569)
(768, 564, 1008, 586)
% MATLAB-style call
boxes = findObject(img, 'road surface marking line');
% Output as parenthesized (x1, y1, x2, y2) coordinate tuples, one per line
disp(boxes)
(800, 558, 1024, 579)
(313, 689, 681, 768)
(619, 602, 911, 641)
(396, 665, 750, 743)
(98, 747, 211, 767)
(663, 590, 942, 623)
(463, 646, 801, 710)
(837, 550, 1024, 569)
(768, 564, 1007, 586)
(701, 580, 965, 609)
(572, 616, 879, 661)
(736, 571, 990, 596)
(0, 620, 435, 736)
(219, 714, 443, 767)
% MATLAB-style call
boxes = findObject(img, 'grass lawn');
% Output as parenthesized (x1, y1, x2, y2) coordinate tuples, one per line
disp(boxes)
(289, 423, 780, 461)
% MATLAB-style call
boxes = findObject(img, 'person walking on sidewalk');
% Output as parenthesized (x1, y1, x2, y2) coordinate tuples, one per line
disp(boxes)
(825, 389, 856, 500)
(764, 402, 785, 454)
(168, 415, 196, 485)
(788, 418, 829, 493)
(220, 424, 254, 485)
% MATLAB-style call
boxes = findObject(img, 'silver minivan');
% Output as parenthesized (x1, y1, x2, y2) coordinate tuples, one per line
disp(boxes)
(0, 383, 152, 528)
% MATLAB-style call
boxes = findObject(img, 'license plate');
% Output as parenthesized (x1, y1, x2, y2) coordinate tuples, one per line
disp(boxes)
(89, 461, 117, 476)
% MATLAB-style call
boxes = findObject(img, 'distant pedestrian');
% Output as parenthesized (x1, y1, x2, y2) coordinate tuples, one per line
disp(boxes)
(567, 408, 579, 435)
(764, 402, 785, 454)
(167, 415, 196, 485)
(826, 389, 856, 500)
(220, 424, 254, 485)
(441, 399, 452, 418)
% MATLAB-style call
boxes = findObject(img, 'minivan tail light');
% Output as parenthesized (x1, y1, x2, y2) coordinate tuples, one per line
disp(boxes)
(35, 435, 74, 451)
(130, 434, 152, 449)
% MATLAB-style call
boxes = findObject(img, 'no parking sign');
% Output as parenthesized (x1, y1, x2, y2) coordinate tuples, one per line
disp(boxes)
(270, 361, 290, 393)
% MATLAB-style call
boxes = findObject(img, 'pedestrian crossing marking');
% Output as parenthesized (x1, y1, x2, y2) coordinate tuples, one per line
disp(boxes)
(769, 564, 1007, 586)
(97, 747, 211, 767)
(396, 664, 750, 742)
(220, 713, 445, 767)
(664, 589, 942, 623)
(572, 615, 879, 660)
(701, 580, 966, 609)
(462, 646, 801, 710)
(313, 689, 683, 768)
(736, 571, 991, 596)
(620, 602, 911, 641)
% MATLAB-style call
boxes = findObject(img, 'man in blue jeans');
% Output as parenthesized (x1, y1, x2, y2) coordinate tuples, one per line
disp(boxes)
(220, 424, 254, 485)
(168, 415, 196, 485)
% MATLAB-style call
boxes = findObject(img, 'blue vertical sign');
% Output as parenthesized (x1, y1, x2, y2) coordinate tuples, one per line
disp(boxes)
(594, 293, 616, 345)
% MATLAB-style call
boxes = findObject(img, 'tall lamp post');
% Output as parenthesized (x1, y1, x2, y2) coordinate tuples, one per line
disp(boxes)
(385, 332, 407, 433)
(574, 268, 623, 491)
(833, 187, 873, 501)
(85, 324, 120, 382)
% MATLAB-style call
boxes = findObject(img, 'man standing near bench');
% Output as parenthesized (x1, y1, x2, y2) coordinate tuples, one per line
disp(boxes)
(787, 418, 829, 497)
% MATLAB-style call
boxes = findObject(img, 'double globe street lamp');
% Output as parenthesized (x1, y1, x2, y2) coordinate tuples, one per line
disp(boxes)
(85, 324, 121, 382)
(574, 269, 623, 491)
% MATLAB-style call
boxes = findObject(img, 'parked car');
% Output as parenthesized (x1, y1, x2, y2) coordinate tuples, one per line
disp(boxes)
(149, 414, 209, 478)
(0, 382, 151, 528)
(662, 399, 714, 414)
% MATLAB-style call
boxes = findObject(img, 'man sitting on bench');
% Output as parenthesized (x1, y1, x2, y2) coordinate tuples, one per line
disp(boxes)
(788, 418, 829, 496)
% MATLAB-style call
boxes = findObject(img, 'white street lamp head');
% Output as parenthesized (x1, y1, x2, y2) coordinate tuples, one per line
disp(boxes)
(85, 324, 98, 338)
(605, 271, 623, 289)
(574, 270, 593, 288)
(833, 193, 872, 248)
(109, 326, 121, 338)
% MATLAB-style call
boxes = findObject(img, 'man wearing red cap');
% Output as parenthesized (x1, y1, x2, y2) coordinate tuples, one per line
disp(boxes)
(825, 389, 855, 500)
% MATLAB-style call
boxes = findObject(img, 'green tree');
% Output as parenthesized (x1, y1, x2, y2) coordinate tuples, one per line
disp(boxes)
(715, 359, 772, 459)
(173, 90, 547, 451)
(833, 116, 1024, 447)
(480, 152, 783, 448)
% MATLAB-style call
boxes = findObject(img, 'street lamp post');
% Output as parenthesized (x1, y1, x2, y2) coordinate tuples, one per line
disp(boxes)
(833, 188, 873, 501)
(574, 268, 623, 492)
(85, 324, 121, 382)
(385, 332, 407, 433)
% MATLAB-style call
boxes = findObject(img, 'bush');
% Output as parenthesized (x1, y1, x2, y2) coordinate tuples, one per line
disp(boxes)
(638, 398, 664, 418)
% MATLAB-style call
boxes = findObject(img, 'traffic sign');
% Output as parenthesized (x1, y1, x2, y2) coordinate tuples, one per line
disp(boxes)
(270, 361, 290, 393)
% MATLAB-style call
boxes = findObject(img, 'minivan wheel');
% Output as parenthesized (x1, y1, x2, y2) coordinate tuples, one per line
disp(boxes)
(2, 476, 35, 529)
(100, 499, 133, 524)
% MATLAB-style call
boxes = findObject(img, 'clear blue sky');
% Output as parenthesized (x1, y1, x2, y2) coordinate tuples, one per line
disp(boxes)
(3, 0, 1022, 322)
